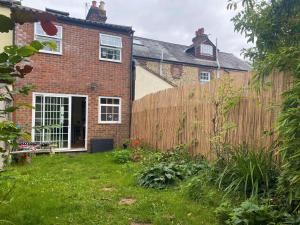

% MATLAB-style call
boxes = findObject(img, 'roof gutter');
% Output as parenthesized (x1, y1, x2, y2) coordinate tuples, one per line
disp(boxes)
(133, 55, 250, 72)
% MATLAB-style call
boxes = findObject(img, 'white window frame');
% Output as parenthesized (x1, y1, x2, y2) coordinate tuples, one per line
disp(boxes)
(98, 96, 122, 124)
(199, 72, 211, 83)
(200, 44, 213, 56)
(34, 22, 63, 55)
(99, 34, 122, 63)
(32, 92, 89, 151)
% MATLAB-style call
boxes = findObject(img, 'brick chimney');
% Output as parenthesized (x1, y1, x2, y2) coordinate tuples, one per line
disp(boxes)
(192, 27, 208, 46)
(86, 1, 107, 23)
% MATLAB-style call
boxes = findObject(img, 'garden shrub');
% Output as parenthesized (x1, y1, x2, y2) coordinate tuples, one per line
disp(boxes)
(217, 200, 299, 225)
(186, 175, 219, 205)
(215, 201, 233, 225)
(112, 149, 132, 164)
(137, 162, 185, 189)
(137, 144, 212, 189)
(217, 144, 278, 198)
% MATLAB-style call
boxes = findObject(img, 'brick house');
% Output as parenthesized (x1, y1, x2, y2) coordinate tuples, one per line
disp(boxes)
(13, 1, 134, 152)
(133, 28, 250, 99)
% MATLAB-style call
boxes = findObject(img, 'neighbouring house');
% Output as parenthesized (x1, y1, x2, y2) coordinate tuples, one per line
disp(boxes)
(0, 0, 15, 168)
(0, 0, 15, 51)
(133, 28, 250, 99)
(11, 1, 134, 152)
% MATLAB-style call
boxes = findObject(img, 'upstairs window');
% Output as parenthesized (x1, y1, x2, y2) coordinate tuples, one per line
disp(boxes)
(200, 44, 213, 56)
(34, 22, 63, 55)
(199, 72, 211, 83)
(100, 34, 122, 62)
(99, 97, 121, 124)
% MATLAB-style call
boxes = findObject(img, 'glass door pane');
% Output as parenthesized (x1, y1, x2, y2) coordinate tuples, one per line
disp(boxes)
(34, 95, 70, 149)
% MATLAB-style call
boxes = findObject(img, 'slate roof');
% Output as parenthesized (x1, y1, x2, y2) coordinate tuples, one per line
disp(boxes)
(133, 36, 250, 71)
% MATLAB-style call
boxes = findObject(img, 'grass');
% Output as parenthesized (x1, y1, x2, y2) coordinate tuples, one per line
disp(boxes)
(0, 152, 220, 225)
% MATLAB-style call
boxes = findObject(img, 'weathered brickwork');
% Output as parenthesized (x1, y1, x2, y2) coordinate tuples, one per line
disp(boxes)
(137, 59, 242, 86)
(14, 21, 133, 149)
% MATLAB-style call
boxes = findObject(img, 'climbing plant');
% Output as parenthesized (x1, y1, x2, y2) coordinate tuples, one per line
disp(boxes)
(210, 76, 241, 161)
(0, 9, 57, 166)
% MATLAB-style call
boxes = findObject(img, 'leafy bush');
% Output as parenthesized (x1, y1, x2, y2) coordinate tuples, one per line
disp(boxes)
(217, 144, 278, 198)
(112, 149, 132, 164)
(186, 175, 219, 205)
(137, 162, 185, 189)
(215, 201, 233, 224)
(217, 200, 299, 225)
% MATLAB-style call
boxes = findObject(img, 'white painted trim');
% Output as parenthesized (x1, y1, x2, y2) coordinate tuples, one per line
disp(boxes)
(100, 33, 123, 48)
(200, 44, 213, 56)
(34, 22, 63, 55)
(98, 96, 122, 124)
(199, 71, 211, 83)
(99, 46, 122, 63)
(68, 96, 72, 149)
(32, 92, 89, 151)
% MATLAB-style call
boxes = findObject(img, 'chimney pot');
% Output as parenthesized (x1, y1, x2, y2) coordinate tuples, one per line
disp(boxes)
(196, 28, 205, 37)
(99, 1, 105, 10)
(86, 0, 107, 23)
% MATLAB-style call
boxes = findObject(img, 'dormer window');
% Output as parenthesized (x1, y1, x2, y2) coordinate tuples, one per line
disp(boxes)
(200, 44, 213, 56)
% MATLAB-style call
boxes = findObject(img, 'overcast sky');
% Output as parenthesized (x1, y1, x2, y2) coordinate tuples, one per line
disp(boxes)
(22, 0, 251, 59)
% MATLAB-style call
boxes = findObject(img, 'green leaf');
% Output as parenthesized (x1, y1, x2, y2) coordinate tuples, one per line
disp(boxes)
(4, 45, 18, 55)
(43, 41, 57, 51)
(9, 55, 23, 64)
(17, 46, 38, 57)
(30, 40, 44, 51)
(0, 73, 16, 84)
(0, 52, 8, 63)
(0, 15, 14, 33)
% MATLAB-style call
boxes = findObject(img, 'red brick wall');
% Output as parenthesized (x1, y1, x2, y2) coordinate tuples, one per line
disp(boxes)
(14, 21, 133, 150)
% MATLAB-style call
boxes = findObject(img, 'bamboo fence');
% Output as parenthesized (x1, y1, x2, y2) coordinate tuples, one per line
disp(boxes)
(131, 72, 292, 159)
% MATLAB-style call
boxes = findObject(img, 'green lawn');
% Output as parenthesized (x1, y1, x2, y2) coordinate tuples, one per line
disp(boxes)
(0, 153, 219, 225)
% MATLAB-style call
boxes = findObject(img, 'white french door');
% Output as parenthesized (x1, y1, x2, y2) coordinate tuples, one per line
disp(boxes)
(33, 94, 71, 149)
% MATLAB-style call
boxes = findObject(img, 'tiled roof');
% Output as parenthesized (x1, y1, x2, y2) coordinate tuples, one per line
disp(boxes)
(9, 4, 133, 34)
(133, 36, 250, 71)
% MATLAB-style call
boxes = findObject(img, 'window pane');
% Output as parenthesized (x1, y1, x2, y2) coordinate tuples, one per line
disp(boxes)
(113, 99, 120, 104)
(113, 106, 119, 113)
(35, 36, 61, 53)
(199, 72, 210, 82)
(113, 114, 119, 121)
(107, 114, 113, 121)
(101, 114, 106, 121)
(100, 47, 121, 61)
(201, 44, 213, 56)
(35, 22, 62, 38)
(107, 98, 113, 104)
(101, 106, 106, 113)
(101, 98, 107, 104)
(100, 34, 122, 48)
(107, 106, 112, 113)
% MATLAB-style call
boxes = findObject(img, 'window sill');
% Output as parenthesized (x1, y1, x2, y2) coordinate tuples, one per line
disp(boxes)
(98, 122, 122, 125)
(99, 58, 122, 63)
(38, 50, 63, 56)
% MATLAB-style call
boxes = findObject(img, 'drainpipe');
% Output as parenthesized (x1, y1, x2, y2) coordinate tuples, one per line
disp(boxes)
(216, 38, 221, 79)
(160, 49, 164, 76)
(129, 31, 134, 140)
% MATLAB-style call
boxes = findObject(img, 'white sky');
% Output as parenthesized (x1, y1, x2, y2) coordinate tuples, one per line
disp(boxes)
(21, 0, 252, 59)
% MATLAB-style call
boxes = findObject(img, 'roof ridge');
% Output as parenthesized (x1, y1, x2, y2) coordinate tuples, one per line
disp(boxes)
(134, 36, 189, 48)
